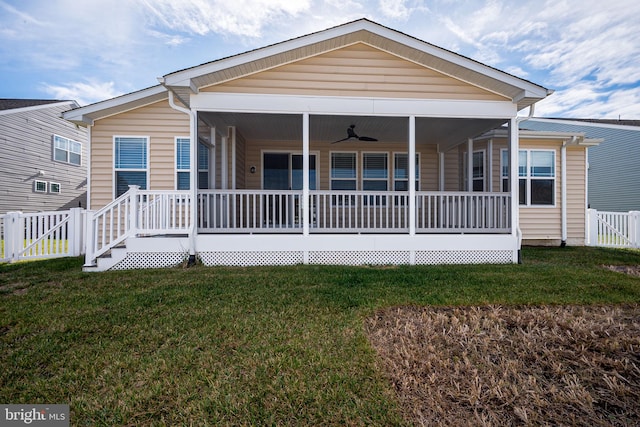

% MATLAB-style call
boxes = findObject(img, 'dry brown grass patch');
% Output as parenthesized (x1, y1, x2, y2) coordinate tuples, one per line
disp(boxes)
(365, 305, 640, 426)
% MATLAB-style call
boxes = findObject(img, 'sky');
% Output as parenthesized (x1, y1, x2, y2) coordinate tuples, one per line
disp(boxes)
(1, 0, 639, 119)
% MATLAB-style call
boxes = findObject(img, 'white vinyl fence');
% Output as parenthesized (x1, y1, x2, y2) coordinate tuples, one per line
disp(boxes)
(586, 209, 640, 248)
(0, 208, 86, 263)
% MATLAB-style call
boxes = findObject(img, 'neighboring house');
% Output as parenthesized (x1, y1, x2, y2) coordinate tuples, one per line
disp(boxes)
(64, 19, 598, 271)
(0, 99, 88, 214)
(522, 118, 640, 212)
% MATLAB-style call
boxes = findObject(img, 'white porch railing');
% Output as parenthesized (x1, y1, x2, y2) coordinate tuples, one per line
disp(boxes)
(84, 186, 192, 266)
(1, 208, 86, 262)
(197, 190, 511, 234)
(587, 209, 640, 248)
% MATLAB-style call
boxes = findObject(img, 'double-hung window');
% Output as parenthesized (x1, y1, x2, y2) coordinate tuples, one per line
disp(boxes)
(176, 138, 210, 190)
(53, 135, 82, 166)
(393, 153, 420, 191)
(176, 137, 190, 190)
(115, 136, 148, 197)
(472, 151, 485, 191)
(363, 153, 388, 206)
(501, 149, 555, 206)
(331, 152, 356, 205)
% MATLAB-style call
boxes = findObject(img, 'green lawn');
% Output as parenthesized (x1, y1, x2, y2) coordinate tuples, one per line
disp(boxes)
(1, 247, 639, 425)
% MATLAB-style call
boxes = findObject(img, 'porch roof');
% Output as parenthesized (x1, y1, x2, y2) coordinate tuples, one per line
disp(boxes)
(161, 19, 552, 110)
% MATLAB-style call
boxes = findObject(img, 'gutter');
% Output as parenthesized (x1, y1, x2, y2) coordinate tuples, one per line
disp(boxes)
(167, 90, 198, 266)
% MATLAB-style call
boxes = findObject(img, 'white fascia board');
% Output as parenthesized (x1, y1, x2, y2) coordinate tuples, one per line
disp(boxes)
(527, 117, 640, 132)
(163, 19, 548, 99)
(477, 128, 603, 145)
(191, 92, 517, 118)
(0, 100, 78, 116)
(62, 85, 167, 125)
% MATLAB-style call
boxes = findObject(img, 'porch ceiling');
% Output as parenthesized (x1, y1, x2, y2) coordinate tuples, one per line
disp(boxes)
(198, 112, 506, 151)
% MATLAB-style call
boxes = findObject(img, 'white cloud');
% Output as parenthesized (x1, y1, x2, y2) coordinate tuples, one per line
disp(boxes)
(378, 0, 411, 20)
(41, 80, 123, 106)
(139, 0, 312, 38)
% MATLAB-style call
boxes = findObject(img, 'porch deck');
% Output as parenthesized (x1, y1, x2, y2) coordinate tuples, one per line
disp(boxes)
(84, 187, 517, 270)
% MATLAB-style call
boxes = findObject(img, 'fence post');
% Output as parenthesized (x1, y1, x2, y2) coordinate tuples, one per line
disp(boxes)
(586, 208, 598, 246)
(83, 210, 95, 267)
(68, 208, 83, 256)
(128, 185, 140, 236)
(5, 212, 22, 262)
(630, 211, 640, 248)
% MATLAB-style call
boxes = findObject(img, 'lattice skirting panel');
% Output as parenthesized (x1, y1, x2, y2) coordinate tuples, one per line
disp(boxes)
(198, 251, 304, 266)
(415, 250, 513, 264)
(111, 252, 189, 270)
(309, 251, 411, 265)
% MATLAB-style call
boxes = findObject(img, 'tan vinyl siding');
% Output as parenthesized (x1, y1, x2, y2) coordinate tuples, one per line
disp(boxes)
(241, 139, 438, 191)
(203, 43, 506, 101)
(566, 146, 586, 244)
(90, 99, 189, 209)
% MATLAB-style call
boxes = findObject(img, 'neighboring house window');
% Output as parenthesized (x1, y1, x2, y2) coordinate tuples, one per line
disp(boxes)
(53, 135, 82, 166)
(34, 180, 47, 193)
(114, 136, 148, 197)
(49, 182, 61, 194)
(176, 137, 190, 190)
(501, 149, 555, 206)
(393, 153, 420, 191)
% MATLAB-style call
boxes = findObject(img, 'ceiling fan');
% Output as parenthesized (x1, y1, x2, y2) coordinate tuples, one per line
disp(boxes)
(331, 124, 378, 143)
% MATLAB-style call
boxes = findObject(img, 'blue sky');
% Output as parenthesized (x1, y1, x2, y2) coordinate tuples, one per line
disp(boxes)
(1, 0, 639, 118)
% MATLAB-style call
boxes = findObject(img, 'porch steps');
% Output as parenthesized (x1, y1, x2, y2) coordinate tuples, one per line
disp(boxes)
(83, 243, 128, 272)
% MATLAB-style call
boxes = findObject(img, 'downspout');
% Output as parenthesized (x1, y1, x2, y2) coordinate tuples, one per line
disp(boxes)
(168, 91, 198, 265)
(560, 136, 577, 247)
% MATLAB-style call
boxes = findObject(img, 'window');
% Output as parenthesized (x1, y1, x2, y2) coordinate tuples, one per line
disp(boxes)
(330, 152, 356, 190)
(176, 137, 190, 190)
(501, 150, 509, 192)
(176, 139, 210, 190)
(472, 151, 485, 192)
(53, 135, 82, 166)
(393, 153, 420, 191)
(49, 182, 61, 194)
(198, 142, 209, 190)
(115, 136, 148, 197)
(362, 153, 388, 191)
(34, 180, 47, 193)
(501, 149, 555, 206)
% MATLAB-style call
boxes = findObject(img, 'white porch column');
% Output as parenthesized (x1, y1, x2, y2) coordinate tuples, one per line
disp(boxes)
(230, 126, 236, 190)
(438, 148, 445, 191)
(487, 139, 493, 192)
(189, 111, 198, 257)
(209, 128, 216, 189)
(221, 134, 228, 189)
(409, 116, 416, 237)
(302, 113, 310, 238)
(467, 138, 473, 191)
(509, 117, 520, 252)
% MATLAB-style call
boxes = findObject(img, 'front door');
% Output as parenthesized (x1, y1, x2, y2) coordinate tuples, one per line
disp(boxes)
(263, 153, 316, 227)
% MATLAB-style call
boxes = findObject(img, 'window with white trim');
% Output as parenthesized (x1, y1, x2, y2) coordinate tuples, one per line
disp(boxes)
(362, 153, 388, 191)
(49, 182, 61, 194)
(393, 153, 420, 191)
(472, 151, 485, 192)
(53, 135, 82, 166)
(501, 149, 555, 206)
(176, 138, 210, 190)
(330, 152, 356, 190)
(34, 180, 47, 193)
(115, 136, 148, 197)
(198, 142, 209, 190)
(176, 137, 190, 190)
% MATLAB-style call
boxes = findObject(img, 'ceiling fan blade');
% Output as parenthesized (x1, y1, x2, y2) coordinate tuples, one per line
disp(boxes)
(358, 136, 378, 141)
(331, 137, 351, 144)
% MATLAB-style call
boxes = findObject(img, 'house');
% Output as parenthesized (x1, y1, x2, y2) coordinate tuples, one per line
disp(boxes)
(63, 19, 599, 271)
(0, 99, 88, 214)
(522, 118, 640, 212)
